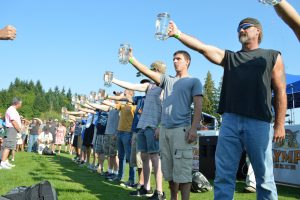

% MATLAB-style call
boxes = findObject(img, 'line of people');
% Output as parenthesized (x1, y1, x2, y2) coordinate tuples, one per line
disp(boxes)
(65, 61, 174, 199)
(1, 1, 300, 199)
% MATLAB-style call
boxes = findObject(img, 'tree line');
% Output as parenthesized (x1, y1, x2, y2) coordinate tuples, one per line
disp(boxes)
(0, 78, 73, 120)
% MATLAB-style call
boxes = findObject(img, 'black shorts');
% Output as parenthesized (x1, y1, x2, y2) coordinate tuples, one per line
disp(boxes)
(83, 124, 94, 147)
(73, 135, 78, 147)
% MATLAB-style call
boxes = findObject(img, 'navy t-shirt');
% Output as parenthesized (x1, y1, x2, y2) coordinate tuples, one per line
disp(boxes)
(131, 96, 145, 133)
(96, 111, 108, 135)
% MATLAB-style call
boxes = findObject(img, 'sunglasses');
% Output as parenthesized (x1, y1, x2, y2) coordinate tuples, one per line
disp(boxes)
(237, 23, 254, 32)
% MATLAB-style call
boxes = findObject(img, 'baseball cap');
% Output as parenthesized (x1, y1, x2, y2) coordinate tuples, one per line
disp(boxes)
(238, 17, 263, 43)
(113, 91, 123, 96)
(238, 17, 262, 30)
(150, 61, 166, 74)
(140, 79, 151, 84)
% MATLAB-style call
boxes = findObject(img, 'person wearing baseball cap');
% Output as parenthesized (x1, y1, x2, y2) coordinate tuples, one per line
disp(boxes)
(149, 61, 167, 74)
(127, 46, 202, 200)
(167, 17, 286, 200)
(110, 67, 166, 198)
(237, 17, 263, 44)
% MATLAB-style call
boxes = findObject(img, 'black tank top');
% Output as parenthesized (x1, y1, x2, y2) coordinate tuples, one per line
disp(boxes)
(218, 48, 280, 122)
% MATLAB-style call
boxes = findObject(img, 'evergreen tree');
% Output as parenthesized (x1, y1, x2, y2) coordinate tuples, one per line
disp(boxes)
(35, 80, 43, 94)
(54, 86, 59, 94)
(0, 79, 72, 119)
(213, 77, 223, 124)
(66, 88, 72, 100)
(61, 87, 65, 95)
(202, 71, 216, 115)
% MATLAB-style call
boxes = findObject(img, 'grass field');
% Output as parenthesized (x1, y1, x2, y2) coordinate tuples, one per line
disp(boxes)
(0, 152, 299, 200)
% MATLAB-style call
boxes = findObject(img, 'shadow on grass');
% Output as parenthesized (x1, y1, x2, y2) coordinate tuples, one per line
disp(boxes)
(20, 152, 300, 200)
(28, 154, 140, 200)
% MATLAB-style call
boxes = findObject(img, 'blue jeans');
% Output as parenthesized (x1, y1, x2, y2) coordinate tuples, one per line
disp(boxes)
(117, 131, 136, 183)
(214, 113, 277, 200)
(27, 134, 38, 152)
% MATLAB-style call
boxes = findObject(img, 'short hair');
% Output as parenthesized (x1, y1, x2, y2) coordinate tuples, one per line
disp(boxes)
(44, 126, 50, 132)
(12, 97, 22, 106)
(173, 50, 191, 67)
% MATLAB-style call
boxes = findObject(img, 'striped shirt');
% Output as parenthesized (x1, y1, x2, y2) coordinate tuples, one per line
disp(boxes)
(137, 83, 162, 129)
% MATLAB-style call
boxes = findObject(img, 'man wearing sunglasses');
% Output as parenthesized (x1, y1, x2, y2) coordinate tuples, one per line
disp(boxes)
(167, 17, 286, 200)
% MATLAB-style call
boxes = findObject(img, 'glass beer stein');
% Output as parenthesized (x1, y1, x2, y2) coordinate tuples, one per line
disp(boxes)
(258, 0, 281, 5)
(98, 89, 106, 103)
(155, 12, 170, 40)
(104, 71, 113, 87)
(80, 95, 87, 104)
(119, 43, 131, 64)
(89, 91, 97, 103)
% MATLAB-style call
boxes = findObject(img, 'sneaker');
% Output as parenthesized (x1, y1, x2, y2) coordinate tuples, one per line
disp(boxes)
(0, 161, 12, 170)
(106, 173, 116, 180)
(120, 181, 136, 189)
(135, 183, 143, 190)
(243, 186, 256, 193)
(88, 164, 95, 170)
(148, 190, 166, 200)
(5, 161, 15, 168)
(108, 176, 121, 182)
(130, 186, 153, 197)
(92, 165, 98, 172)
(99, 171, 106, 176)
(11, 158, 14, 162)
(104, 172, 113, 178)
(103, 171, 110, 176)
(79, 162, 87, 168)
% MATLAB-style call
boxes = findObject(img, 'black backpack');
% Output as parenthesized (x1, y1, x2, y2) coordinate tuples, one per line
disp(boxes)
(42, 146, 55, 156)
(1, 180, 58, 200)
(191, 171, 213, 193)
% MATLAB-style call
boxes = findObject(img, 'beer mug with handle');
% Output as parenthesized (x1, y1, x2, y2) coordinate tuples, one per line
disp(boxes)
(98, 89, 106, 103)
(89, 91, 97, 103)
(119, 43, 131, 64)
(155, 12, 170, 40)
(258, 0, 281, 5)
(104, 71, 113, 87)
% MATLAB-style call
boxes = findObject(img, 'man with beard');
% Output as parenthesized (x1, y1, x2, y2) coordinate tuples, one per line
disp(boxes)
(167, 17, 287, 200)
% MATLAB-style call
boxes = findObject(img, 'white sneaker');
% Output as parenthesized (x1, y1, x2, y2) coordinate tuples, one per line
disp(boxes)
(6, 161, 15, 168)
(0, 161, 12, 169)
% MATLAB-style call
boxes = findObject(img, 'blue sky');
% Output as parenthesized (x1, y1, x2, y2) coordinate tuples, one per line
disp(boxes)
(1, 0, 300, 121)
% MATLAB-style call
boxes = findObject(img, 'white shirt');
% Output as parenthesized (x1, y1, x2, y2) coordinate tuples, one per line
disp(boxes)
(5, 105, 21, 128)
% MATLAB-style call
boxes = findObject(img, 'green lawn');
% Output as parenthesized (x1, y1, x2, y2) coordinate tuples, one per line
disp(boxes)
(0, 152, 299, 200)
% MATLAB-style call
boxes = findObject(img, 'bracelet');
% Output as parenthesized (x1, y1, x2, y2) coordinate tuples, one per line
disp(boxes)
(174, 30, 182, 39)
(129, 57, 134, 64)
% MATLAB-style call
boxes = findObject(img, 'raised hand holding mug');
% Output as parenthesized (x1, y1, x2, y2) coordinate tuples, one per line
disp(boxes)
(104, 71, 113, 87)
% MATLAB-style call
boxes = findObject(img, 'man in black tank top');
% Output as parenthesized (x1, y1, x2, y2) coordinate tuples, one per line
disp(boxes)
(167, 17, 287, 200)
